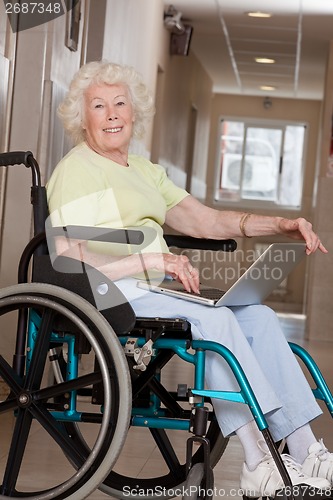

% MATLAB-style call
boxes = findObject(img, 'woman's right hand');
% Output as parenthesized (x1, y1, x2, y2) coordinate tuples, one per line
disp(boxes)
(145, 253, 200, 294)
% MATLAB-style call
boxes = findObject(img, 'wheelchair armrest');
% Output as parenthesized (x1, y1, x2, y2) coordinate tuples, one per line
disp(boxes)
(19, 224, 150, 287)
(164, 234, 237, 252)
(49, 225, 145, 245)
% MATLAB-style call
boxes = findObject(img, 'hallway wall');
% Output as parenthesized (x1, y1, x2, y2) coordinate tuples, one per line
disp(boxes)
(306, 41, 333, 341)
(0, 4, 85, 288)
(0, 1, 16, 258)
(158, 53, 213, 199)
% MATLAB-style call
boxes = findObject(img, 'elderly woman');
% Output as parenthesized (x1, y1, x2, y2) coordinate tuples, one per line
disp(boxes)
(47, 60, 333, 497)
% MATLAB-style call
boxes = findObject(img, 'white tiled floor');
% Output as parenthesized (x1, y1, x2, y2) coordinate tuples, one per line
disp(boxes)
(1, 313, 333, 499)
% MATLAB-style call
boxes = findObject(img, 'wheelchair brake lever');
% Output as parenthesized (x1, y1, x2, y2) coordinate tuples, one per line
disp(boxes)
(124, 338, 154, 371)
(133, 339, 154, 371)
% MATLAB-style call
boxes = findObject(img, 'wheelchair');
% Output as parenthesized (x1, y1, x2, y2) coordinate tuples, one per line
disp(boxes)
(0, 151, 333, 500)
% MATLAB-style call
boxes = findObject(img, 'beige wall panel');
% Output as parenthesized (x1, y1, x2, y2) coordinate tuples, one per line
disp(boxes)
(158, 53, 213, 199)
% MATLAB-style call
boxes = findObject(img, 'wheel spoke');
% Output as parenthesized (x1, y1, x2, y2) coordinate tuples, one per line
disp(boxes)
(0, 396, 17, 414)
(29, 401, 87, 467)
(33, 370, 102, 402)
(148, 377, 184, 417)
(0, 355, 23, 395)
(149, 428, 183, 479)
(25, 308, 55, 391)
(1, 408, 32, 496)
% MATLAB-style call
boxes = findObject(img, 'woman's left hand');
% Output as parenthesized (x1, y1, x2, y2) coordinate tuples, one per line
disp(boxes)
(278, 217, 328, 255)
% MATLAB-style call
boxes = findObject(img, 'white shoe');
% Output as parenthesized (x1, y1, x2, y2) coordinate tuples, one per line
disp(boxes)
(302, 439, 333, 485)
(240, 452, 331, 498)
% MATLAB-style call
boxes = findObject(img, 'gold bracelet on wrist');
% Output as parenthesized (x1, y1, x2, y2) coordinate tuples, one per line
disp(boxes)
(239, 213, 252, 238)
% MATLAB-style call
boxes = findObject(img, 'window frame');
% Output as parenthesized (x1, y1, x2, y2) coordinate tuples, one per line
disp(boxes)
(213, 116, 308, 212)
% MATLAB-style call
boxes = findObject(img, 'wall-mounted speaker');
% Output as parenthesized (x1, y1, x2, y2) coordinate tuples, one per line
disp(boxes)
(170, 25, 193, 56)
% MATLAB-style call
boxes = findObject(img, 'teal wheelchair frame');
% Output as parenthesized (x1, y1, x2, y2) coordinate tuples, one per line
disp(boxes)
(0, 151, 333, 500)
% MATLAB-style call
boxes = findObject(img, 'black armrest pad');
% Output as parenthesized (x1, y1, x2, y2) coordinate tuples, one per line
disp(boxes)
(164, 234, 237, 252)
(49, 225, 144, 245)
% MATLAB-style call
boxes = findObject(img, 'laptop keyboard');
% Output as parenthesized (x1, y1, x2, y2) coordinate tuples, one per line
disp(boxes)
(170, 285, 226, 300)
(194, 287, 226, 300)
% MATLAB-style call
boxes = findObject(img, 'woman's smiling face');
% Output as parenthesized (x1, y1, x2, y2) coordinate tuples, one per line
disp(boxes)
(83, 82, 135, 163)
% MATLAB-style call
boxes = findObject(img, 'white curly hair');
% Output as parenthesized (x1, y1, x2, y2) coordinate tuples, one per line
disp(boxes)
(58, 60, 155, 144)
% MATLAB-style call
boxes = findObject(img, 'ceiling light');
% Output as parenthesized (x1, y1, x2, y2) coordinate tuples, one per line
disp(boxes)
(255, 57, 276, 64)
(247, 11, 272, 18)
(260, 85, 276, 91)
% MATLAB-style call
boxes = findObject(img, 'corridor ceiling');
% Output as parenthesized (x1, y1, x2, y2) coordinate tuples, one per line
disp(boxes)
(163, 0, 333, 99)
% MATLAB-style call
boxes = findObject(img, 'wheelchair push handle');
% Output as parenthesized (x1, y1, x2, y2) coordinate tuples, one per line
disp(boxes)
(0, 150, 41, 187)
(0, 150, 34, 168)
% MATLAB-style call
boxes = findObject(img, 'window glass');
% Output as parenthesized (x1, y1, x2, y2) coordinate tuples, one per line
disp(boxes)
(216, 118, 306, 208)
(279, 125, 305, 207)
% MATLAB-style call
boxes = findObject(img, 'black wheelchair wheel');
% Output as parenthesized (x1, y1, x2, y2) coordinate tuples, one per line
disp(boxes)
(99, 402, 228, 499)
(56, 349, 228, 499)
(0, 283, 131, 499)
(182, 462, 214, 500)
(183, 463, 204, 500)
(63, 402, 227, 500)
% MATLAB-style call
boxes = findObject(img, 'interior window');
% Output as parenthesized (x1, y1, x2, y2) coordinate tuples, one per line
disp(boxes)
(215, 118, 306, 209)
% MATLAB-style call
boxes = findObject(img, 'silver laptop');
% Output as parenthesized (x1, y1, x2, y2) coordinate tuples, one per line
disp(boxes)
(137, 242, 306, 307)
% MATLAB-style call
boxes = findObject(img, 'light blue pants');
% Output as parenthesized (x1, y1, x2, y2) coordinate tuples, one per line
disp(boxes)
(115, 278, 322, 440)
